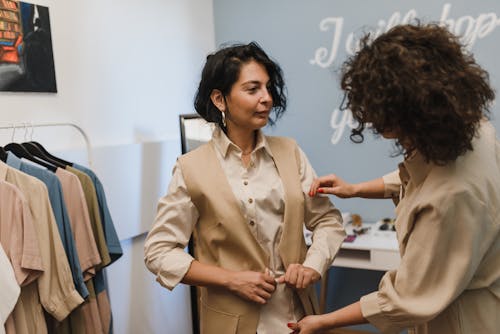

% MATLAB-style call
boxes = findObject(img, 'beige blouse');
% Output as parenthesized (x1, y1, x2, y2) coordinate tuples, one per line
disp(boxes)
(145, 128, 344, 333)
(361, 121, 500, 334)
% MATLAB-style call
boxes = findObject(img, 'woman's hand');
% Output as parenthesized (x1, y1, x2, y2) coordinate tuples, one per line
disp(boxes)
(287, 315, 324, 334)
(309, 174, 357, 198)
(276, 264, 320, 289)
(226, 270, 276, 304)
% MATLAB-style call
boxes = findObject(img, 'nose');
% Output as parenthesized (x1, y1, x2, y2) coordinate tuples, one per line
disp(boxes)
(260, 87, 272, 105)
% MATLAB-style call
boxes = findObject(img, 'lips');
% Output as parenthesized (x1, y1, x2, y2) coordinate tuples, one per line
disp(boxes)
(255, 110, 270, 116)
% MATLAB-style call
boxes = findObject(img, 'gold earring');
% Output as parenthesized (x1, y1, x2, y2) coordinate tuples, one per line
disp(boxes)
(221, 111, 226, 127)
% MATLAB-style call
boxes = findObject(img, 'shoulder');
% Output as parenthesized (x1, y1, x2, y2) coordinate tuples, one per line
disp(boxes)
(178, 141, 213, 162)
(265, 135, 299, 153)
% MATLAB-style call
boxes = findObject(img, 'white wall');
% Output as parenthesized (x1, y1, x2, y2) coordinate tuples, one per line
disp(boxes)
(1, 1, 216, 333)
(1, 0, 214, 147)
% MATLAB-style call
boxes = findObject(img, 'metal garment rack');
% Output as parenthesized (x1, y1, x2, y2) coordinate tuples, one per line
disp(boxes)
(0, 122, 93, 167)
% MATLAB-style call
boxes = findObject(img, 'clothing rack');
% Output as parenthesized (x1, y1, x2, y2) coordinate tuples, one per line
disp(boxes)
(0, 122, 93, 167)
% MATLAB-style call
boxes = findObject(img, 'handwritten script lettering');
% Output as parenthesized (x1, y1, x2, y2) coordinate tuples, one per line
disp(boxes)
(312, 3, 500, 144)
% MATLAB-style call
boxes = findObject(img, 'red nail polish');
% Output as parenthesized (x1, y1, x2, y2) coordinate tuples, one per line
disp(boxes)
(287, 323, 293, 328)
(318, 188, 324, 193)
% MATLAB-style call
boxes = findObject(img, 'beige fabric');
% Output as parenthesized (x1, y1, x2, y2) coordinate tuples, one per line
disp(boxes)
(0, 180, 42, 334)
(360, 121, 500, 334)
(382, 170, 401, 199)
(0, 162, 84, 334)
(56, 168, 101, 279)
(96, 289, 111, 334)
(0, 180, 43, 286)
(0, 244, 19, 334)
(80, 280, 105, 334)
(145, 128, 345, 334)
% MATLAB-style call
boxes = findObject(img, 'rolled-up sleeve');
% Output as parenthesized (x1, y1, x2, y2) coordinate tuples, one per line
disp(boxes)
(297, 148, 346, 277)
(382, 170, 401, 198)
(360, 190, 490, 333)
(144, 161, 199, 290)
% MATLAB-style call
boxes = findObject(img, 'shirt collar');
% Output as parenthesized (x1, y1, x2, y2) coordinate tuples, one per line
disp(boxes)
(399, 151, 433, 186)
(212, 126, 273, 158)
(6, 152, 22, 170)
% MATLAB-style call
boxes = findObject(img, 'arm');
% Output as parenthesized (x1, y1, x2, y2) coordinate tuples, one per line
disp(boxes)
(144, 162, 276, 303)
(288, 301, 366, 333)
(309, 170, 401, 199)
(309, 174, 386, 198)
(278, 147, 346, 289)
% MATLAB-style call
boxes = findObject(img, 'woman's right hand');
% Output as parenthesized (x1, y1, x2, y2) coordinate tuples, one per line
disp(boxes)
(226, 270, 277, 304)
(309, 174, 357, 198)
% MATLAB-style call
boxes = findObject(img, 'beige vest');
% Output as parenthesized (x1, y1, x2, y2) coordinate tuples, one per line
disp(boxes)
(178, 136, 319, 334)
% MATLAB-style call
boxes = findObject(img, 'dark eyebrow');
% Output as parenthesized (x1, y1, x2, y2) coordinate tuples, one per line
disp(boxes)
(241, 80, 262, 86)
(241, 79, 270, 87)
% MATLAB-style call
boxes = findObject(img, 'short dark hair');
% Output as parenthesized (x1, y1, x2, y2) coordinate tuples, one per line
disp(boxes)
(341, 23, 495, 165)
(194, 42, 286, 129)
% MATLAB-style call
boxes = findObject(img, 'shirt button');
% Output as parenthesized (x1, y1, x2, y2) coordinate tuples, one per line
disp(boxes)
(248, 198, 253, 204)
(243, 180, 248, 186)
(249, 220, 255, 226)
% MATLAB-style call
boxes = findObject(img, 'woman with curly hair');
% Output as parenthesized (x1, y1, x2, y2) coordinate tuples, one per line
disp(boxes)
(289, 23, 499, 333)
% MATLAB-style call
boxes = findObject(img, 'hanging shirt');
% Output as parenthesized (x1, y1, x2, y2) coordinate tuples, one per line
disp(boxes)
(72, 163, 122, 334)
(6, 153, 88, 299)
(0, 244, 19, 334)
(72, 163, 122, 263)
(66, 166, 111, 268)
(0, 161, 84, 334)
(56, 167, 102, 280)
(0, 179, 43, 286)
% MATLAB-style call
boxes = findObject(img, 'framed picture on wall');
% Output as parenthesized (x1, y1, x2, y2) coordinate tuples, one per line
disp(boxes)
(179, 113, 213, 334)
(0, 1, 57, 92)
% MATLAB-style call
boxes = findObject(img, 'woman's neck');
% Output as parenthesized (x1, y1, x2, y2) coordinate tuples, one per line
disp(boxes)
(226, 127, 256, 154)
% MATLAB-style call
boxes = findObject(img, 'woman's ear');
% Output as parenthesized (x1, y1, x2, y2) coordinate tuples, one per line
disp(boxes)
(210, 89, 225, 112)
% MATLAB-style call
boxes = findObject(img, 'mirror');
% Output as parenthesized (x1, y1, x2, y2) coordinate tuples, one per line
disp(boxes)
(179, 113, 213, 334)
(179, 114, 213, 154)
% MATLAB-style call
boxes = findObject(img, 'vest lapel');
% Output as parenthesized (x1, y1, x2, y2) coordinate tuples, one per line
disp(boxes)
(267, 138, 305, 268)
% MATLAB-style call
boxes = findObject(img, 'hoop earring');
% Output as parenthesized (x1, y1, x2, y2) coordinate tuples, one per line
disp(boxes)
(221, 111, 226, 128)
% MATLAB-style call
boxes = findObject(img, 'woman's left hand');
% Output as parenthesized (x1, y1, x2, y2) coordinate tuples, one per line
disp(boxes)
(287, 315, 323, 333)
(276, 264, 320, 289)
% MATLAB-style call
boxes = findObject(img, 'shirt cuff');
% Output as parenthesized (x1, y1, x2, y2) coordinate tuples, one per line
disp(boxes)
(360, 292, 399, 334)
(48, 289, 85, 321)
(302, 253, 327, 278)
(156, 248, 194, 290)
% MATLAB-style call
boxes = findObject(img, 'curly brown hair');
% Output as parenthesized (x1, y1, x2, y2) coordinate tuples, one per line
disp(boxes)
(341, 23, 495, 165)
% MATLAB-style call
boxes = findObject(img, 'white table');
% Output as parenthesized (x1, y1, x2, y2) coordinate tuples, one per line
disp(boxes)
(333, 221, 400, 271)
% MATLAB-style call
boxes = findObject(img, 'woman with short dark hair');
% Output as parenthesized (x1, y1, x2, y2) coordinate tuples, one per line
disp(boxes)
(145, 42, 345, 334)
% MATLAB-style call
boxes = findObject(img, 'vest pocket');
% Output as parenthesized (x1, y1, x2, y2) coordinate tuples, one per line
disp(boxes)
(200, 299, 239, 334)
